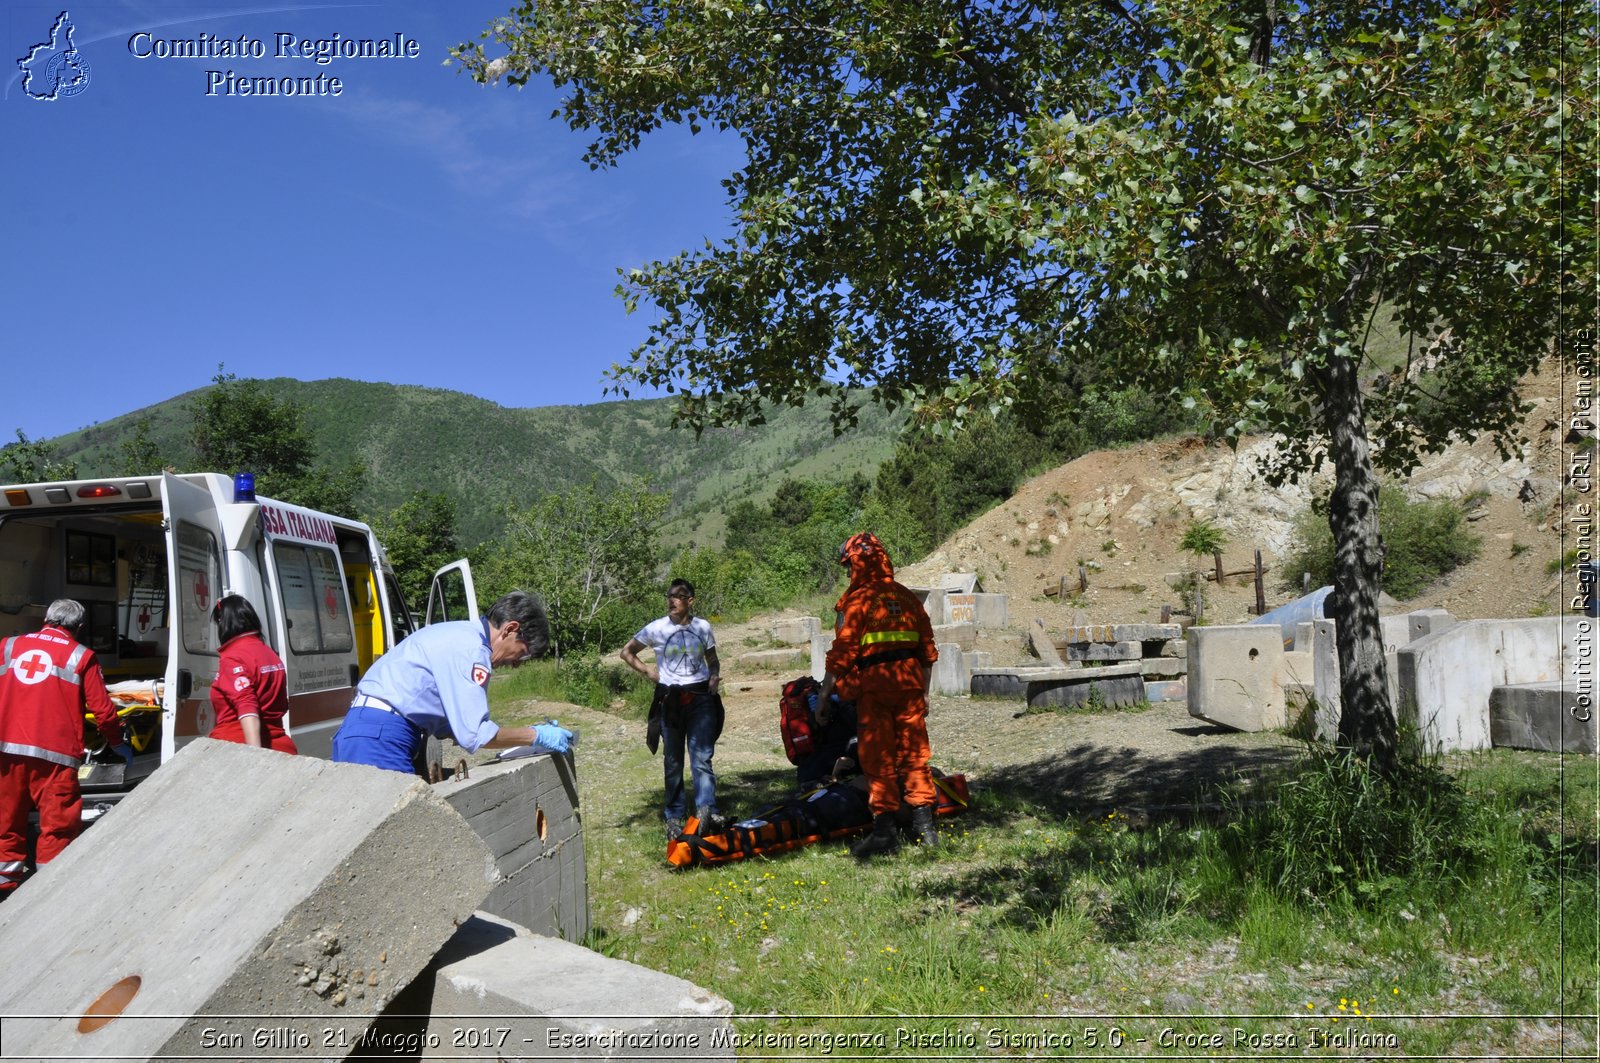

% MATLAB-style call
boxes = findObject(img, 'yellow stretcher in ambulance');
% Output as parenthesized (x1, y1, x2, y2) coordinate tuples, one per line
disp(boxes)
(0, 472, 477, 819)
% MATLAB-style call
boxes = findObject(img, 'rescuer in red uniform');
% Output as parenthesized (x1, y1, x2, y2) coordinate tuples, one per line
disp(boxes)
(0, 599, 123, 897)
(817, 533, 940, 857)
(209, 594, 298, 754)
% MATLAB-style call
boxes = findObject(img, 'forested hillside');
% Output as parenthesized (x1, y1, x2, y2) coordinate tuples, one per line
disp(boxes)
(35, 378, 906, 547)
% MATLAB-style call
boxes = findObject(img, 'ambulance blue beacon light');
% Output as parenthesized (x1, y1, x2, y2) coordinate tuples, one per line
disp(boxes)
(233, 472, 256, 503)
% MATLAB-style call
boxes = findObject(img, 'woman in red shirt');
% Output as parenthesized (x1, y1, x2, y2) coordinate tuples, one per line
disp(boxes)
(209, 595, 297, 754)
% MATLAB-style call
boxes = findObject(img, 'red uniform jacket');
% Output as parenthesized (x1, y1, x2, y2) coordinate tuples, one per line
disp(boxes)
(0, 625, 121, 768)
(210, 632, 290, 731)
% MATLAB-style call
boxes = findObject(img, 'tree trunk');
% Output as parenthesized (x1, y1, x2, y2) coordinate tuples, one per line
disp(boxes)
(1318, 350, 1400, 774)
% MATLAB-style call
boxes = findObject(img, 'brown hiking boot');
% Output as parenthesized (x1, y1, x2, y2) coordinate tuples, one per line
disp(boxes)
(850, 813, 901, 858)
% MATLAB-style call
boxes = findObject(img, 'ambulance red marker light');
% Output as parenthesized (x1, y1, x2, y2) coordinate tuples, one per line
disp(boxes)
(76, 484, 124, 499)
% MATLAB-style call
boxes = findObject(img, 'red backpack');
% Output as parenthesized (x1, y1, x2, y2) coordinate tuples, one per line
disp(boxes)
(778, 675, 821, 764)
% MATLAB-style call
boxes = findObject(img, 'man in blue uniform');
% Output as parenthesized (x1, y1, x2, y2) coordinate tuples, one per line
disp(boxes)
(331, 591, 555, 773)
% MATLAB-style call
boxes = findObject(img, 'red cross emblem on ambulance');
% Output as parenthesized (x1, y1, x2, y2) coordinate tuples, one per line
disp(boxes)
(324, 585, 338, 618)
(137, 605, 151, 633)
(193, 571, 211, 611)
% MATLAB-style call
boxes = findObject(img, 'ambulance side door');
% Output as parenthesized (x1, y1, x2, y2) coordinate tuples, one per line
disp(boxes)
(424, 560, 478, 626)
(160, 473, 225, 759)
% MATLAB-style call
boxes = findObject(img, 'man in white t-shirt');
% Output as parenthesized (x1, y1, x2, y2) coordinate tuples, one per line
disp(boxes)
(621, 579, 723, 839)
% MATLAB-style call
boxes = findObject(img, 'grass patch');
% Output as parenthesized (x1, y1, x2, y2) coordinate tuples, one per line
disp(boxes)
(520, 709, 1595, 1055)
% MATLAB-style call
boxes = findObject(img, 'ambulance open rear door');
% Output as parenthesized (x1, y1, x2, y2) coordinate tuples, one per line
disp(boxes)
(160, 473, 225, 760)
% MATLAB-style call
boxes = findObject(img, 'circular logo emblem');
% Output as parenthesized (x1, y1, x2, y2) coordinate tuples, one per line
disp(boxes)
(13, 649, 54, 686)
(196, 699, 215, 735)
(46, 51, 91, 98)
(471, 663, 490, 687)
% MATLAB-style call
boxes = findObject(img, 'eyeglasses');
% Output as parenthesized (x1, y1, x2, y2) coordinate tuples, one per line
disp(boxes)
(666, 593, 690, 602)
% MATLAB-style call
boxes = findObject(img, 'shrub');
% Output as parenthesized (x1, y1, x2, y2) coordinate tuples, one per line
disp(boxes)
(1283, 484, 1481, 600)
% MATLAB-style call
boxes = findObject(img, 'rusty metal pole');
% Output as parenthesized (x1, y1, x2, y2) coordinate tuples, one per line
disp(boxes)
(1254, 549, 1266, 615)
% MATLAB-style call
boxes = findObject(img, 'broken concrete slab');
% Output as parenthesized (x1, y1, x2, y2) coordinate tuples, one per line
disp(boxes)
(433, 753, 588, 943)
(0, 739, 497, 1060)
(933, 621, 978, 651)
(1064, 640, 1142, 661)
(1186, 625, 1287, 731)
(1028, 619, 1066, 665)
(1490, 681, 1596, 753)
(374, 912, 734, 1060)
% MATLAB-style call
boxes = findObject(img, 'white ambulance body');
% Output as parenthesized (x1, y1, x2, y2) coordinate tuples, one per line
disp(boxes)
(0, 471, 478, 816)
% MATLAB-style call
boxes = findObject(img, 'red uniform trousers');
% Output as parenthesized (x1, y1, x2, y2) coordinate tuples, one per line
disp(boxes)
(0, 752, 82, 893)
(854, 660, 935, 817)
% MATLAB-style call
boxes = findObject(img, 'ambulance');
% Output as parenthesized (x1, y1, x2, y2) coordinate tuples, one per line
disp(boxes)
(0, 471, 478, 818)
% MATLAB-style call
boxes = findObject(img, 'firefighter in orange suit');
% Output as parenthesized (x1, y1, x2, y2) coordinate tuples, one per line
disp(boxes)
(817, 533, 939, 857)
(0, 600, 123, 897)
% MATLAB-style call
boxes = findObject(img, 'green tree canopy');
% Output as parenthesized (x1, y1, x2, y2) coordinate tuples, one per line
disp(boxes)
(370, 491, 463, 615)
(477, 478, 668, 655)
(456, 0, 1587, 770)
(190, 367, 367, 517)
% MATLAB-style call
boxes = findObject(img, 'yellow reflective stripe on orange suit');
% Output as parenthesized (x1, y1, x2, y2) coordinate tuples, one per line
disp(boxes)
(859, 630, 921, 646)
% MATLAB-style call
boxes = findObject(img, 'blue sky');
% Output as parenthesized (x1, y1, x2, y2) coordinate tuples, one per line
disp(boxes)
(2, 1, 743, 443)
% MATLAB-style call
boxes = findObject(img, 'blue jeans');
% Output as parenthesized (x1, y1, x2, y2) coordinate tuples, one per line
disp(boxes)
(661, 691, 720, 821)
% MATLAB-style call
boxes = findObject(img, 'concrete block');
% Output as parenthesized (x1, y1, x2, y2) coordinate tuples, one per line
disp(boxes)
(372, 913, 734, 1060)
(1310, 618, 1341, 742)
(434, 754, 588, 943)
(946, 592, 976, 625)
(1294, 621, 1316, 652)
(1028, 620, 1065, 665)
(1062, 623, 1182, 644)
(1144, 679, 1188, 703)
(1156, 639, 1188, 659)
(1408, 608, 1457, 642)
(0, 739, 497, 1060)
(1063, 640, 1142, 662)
(933, 621, 978, 652)
(1138, 657, 1187, 678)
(769, 615, 820, 646)
(1379, 614, 1414, 653)
(910, 588, 949, 624)
(1397, 618, 1572, 752)
(733, 647, 810, 670)
(1186, 625, 1287, 731)
(930, 643, 967, 696)
(1490, 682, 1597, 753)
(1026, 663, 1146, 710)
(810, 630, 827, 680)
(972, 593, 1009, 628)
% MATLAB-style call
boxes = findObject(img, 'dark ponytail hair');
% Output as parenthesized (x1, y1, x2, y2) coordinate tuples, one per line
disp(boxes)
(212, 594, 263, 644)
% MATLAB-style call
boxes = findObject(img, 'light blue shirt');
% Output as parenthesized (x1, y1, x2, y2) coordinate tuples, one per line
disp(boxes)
(357, 619, 498, 753)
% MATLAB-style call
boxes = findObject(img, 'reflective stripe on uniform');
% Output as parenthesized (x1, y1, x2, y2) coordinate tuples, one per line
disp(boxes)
(859, 630, 921, 646)
(0, 741, 81, 768)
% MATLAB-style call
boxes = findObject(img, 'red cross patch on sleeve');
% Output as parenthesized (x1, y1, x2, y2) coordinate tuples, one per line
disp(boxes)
(471, 663, 491, 687)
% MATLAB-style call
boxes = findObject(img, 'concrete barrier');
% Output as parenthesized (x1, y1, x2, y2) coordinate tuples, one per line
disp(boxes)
(769, 615, 820, 646)
(434, 753, 588, 943)
(1186, 625, 1287, 731)
(0, 739, 497, 1060)
(373, 912, 734, 1060)
(1396, 618, 1571, 752)
(1490, 682, 1596, 753)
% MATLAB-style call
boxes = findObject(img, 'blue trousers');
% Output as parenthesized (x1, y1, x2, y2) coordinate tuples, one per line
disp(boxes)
(661, 691, 720, 821)
(330, 706, 422, 774)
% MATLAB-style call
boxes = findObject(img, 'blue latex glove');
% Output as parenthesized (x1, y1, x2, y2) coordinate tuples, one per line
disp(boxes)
(112, 742, 135, 767)
(532, 722, 574, 755)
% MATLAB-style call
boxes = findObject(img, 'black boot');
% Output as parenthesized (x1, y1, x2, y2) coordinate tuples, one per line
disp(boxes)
(909, 804, 938, 847)
(850, 813, 901, 858)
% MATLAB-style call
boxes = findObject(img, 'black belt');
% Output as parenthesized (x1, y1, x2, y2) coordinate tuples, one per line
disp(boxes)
(858, 647, 921, 669)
